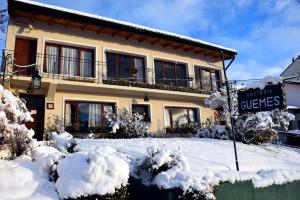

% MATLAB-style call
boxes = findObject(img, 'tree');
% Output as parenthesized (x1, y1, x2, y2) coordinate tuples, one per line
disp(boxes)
(0, 9, 8, 33)
(204, 77, 294, 144)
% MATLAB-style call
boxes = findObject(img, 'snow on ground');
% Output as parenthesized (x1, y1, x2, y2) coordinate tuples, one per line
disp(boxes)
(1, 138, 300, 199)
(0, 155, 59, 200)
(75, 138, 300, 189)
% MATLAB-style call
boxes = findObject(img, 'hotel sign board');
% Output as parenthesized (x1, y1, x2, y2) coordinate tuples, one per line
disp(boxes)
(237, 84, 284, 114)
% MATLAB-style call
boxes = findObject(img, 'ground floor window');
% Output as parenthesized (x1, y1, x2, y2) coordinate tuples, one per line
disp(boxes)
(164, 107, 198, 128)
(64, 101, 115, 133)
(132, 104, 151, 122)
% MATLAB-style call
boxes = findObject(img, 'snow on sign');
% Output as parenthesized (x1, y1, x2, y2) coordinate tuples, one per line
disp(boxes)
(237, 84, 284, 114)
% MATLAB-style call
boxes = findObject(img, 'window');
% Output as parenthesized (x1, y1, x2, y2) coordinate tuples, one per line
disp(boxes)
(106, 52, 146, 83)
(64, 101, 115, 133)
(165, 107, 198, 128)
(44, 43, 94, 77)
(194, 66, 221, 91)
(132, 104, 151, 122)
(155, 60, 188, 87)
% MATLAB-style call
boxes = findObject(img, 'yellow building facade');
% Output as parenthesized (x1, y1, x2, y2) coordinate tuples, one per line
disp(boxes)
(3, 0, 237, 140)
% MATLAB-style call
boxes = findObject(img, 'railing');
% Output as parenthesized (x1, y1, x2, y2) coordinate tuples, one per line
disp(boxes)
(2, 49, 222, 94)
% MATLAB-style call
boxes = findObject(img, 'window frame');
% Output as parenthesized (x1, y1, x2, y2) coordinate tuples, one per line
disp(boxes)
(105, 51, 146, 82)
(165, 106, 199, 128)
(44, 42, 95, 77)
(131, 103, 151, 122)
(64, 100, 116, 132)
(194, 66, 221, 91)
(154, 59, 188, 87)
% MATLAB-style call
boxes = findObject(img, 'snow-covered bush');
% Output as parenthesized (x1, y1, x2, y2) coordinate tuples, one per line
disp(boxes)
(196, 118, 230, 140)
(55, 147, 129, 199)
(133, 145, 188, 186)
(204, 77, 295, 144)
(44, 114, 65, 140)
(107, 107, 148, 138)
(236, 110, 294, 144)
(0, 86, 34, 159)
(132, 145, 214, 200)
(50, 131, 75, 153)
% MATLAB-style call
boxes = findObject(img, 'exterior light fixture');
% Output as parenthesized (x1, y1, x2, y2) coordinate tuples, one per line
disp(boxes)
(32, 68, 42, 89)
(26, 83, 33, 93)
(144, 93, 149, 102)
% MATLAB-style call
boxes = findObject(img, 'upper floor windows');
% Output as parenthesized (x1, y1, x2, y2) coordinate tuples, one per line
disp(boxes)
(154, 60, 188, 87)
(194, 66, 221, 92)
(105, 52, 146, 83)
(44, 43, 94, 77)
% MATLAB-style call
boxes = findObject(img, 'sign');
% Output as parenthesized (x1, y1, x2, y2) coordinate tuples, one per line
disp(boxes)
(237, 84, 284, 114)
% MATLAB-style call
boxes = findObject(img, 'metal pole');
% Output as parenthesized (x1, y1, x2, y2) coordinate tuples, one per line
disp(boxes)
(1, 50, 6, 86)
(221, 51, 239, 171)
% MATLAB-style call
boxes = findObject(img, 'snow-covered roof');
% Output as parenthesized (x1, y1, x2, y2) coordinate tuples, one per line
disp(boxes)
(10, 0, 237, 55)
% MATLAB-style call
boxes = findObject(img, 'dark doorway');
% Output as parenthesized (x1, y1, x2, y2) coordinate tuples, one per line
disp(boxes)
(14, 37, 37, 76)
(19, 94, 45, 141)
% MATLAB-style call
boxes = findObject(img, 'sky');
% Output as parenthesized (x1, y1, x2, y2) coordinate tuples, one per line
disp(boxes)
(1, 0, 300, 80)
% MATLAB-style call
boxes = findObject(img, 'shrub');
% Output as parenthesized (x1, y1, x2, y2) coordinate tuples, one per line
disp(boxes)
(106, 107, 148, 138)
(0, 86, 34, 159)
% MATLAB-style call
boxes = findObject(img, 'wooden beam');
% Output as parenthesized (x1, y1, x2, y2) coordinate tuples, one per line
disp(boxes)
(97, 27, 104, 34)
(194, 49, 205, 54)
(163, 42, 173, 48)
(203, 51, 215, 57)
(30, 14, 35, 22)
(111, 30, 121, 37)
(125, 33, 135, 40)
(184, 46, 195, 52)
(47, 17, 55, 26)
(64, 20, 71, 28)
(151, 38, 160, 45)
(138, 36, 148, 42)
(81, 24, 88, 31)
(173, 44, 185, 50)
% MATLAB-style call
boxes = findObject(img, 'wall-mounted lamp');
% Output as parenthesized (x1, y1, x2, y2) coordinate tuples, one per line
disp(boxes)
(144, 93, 149, 102)
(32, 68, 42, 89)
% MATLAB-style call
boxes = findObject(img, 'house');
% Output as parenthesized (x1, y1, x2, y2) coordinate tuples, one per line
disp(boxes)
(280, 55, 300, 147)
(3, 0, 237, 140)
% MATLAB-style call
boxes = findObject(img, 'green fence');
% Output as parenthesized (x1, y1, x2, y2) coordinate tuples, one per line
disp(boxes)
(216, 180, 300, 200)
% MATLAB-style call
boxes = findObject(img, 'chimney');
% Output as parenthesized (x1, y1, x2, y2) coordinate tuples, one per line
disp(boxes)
(292, 57, 295, 62)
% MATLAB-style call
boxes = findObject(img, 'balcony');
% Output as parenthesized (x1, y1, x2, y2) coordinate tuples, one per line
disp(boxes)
(2, 49, 222, 95)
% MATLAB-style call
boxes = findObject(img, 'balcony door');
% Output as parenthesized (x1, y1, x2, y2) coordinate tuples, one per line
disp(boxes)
(14, 38, 37, 75)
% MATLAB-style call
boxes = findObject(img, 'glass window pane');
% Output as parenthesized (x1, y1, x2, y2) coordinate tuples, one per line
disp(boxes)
(155, 61, 163, 84)
(45, 46, 59, 74)
(134, 57, 145, 83)
(176, 64, 187, 87)
(119, 55, 131, 79)
(80, 50, 93, 77)
(106, 52, 116, 78)
(61, 47, 78, 76)
(132, 104, 150, 121)
(201, 69, 211, 91)
(171, 108, 188, 127)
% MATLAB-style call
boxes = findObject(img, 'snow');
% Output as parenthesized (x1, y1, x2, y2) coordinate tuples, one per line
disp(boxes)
(56, 146, 129, 199)
(245, 76, 281, 89)
(50, 131, 74, 153)
(0, 156, 59, 200)
(75, 138, 300, 191)
(287, 129, 300, 135)
(14, 0, 237, 54)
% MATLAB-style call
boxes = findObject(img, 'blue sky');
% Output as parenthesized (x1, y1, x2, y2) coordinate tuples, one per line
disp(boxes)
(1, 0, 300, 80)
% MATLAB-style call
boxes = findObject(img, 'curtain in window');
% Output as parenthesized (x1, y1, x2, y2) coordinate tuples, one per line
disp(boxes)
(201, 70, 211, 91)
(80, 50, 93, 77)
(62, 47, 78, 76)
(164, 109, 170, 127)
(134, 57, 144, 83)
(88, 104, 101, 127)
(211, 72, 217, 91)
(65, 103, 72, 126)
(45, 46, 59, 74)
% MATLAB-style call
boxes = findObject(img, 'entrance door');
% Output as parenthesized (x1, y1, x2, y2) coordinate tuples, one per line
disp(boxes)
(14, 38, 37, 76)
(19, 94, 45, 141)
